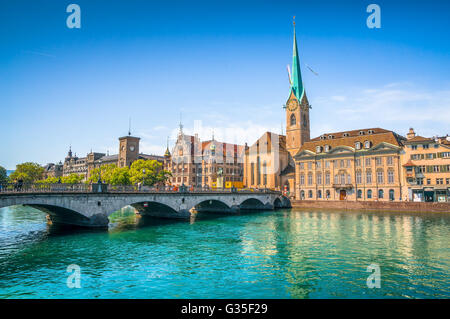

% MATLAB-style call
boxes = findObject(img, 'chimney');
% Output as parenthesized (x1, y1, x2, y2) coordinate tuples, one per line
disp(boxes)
(406, 128, 416, 140)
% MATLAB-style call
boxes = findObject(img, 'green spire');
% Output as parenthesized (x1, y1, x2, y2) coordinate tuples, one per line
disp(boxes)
(290, 19, 304, 101)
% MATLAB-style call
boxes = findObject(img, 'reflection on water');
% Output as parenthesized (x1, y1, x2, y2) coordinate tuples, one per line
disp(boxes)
(0, 205, 449, 299)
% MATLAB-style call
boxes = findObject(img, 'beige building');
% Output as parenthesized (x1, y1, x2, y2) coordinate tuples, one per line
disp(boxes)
(294, 128, 406, 201)
(401, 128, 450, 202)
(63, 147, 88, 178)
(243, 132, 295, 193)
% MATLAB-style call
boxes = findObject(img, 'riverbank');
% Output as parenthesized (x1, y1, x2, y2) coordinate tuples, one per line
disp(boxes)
(291, 200, 450, 213)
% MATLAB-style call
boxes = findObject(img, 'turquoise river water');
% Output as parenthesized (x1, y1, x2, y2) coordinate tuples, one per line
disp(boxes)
(0, 206, 449, 299)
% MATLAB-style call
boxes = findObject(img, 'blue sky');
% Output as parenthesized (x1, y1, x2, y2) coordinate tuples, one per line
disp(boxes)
(1, 0, 449, 169)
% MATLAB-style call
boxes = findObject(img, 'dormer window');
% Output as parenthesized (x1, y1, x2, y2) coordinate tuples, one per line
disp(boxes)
(320, 135, 326, 140)
(355, 142, 362, 150)
(368, 129, 374, 134)
(316, 145, 323, 153)
(324, 145, 331, 152)
(359, 131, 365, 135)
(343, 133, 350, 137)
(328, 135, 334, 139)
(364, 141, 371, 149)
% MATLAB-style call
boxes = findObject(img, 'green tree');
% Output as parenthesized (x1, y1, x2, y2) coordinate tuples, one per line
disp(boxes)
(36, 176, 59, 184)
(9, 162, 44, 183)
(87, 164, 117, 184)
(0, 166, 8, 185)
(61, 173, 84, 184)
(129, 159, 164, 186)
(109, 167, 131, 185)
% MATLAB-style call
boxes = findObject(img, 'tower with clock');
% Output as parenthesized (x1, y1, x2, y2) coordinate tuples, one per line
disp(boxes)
(285, 20, 310, 157)
(118, 134, 140, 168)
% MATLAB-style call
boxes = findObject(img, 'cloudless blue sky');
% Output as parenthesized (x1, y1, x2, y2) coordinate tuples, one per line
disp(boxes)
(1, 0, 449, 169)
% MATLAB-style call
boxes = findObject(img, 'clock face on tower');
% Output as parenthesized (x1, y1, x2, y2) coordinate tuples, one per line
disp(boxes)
(287, 98, 299, 111)
(129, 145, 135, 152)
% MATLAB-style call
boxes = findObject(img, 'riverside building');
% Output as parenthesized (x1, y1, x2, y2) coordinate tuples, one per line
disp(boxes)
(401, 128, 450, 202)
(164, 125, 244, 188)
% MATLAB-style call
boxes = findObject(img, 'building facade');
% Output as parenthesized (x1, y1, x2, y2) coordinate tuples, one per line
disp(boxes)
(401, 128, 450, 202)
(243, 132, 294, 192)
(164, 128, 244, 188)
(294, 128, 406, 201)
(63, 147, 88, 178)
(43, 162, 63, 179)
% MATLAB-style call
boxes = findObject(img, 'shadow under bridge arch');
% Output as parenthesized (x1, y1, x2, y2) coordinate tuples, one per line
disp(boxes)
(193, 199, 236, 214)
(129, 201, 189, 219)
(239, 198, 269, 210)
(25, 204, 96, 227)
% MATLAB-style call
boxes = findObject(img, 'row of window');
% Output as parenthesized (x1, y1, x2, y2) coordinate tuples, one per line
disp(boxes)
(410, 144, 440, 150)
(407, 165, 450, 173)
(318, 130, 376, 141)
(300, 189, 395, 200)
(299, 170, 395, 185)
(315, 141, 374, 153)
(413, 178, 450, 185)
(171, 176, 242, 183)
(299, 156, 395, 170)
(172, 167, 242, 174)
(409, 153, 450, 160)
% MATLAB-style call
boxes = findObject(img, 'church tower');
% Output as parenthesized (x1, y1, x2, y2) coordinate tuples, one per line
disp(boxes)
(285, 19, 310, 157)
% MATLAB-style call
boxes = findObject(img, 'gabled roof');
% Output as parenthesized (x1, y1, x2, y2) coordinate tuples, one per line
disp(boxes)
(246, 132, 287, 155)
(296, 128, 405, 156)
(404, 135, 434, 144)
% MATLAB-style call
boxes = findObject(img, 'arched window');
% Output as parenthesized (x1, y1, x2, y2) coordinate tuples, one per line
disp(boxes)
(357, 189, 362, 199)
(303, 114, 307, 127)
(290, 114, 296, 126)
(308, 190, 313, 198)
(389, 189, 395, 201)
(367, 189, 372, 199)
(378, 189, 384, 199)
(300, 190, 305, 200)
(326, 190, 330, 198)
(318, 190, 322, 198)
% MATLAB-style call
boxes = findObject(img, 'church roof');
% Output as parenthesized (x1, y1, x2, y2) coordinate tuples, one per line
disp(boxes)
(290, 23, 304, 101)
(245, 132, 287, 154)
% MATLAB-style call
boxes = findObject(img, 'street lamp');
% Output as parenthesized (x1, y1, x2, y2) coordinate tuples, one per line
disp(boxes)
(142, 168, 146, 189)
(98, 160, 102, 184)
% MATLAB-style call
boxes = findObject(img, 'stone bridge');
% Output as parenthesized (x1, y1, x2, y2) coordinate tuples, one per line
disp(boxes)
(0, 191, 290, 228)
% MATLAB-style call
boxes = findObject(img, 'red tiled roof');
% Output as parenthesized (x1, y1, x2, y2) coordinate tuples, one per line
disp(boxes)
(402, 160, 416, 167)
(298, 128, 404, 154)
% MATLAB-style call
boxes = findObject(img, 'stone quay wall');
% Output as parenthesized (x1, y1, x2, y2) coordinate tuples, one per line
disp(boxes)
(291, 200, 450, 213)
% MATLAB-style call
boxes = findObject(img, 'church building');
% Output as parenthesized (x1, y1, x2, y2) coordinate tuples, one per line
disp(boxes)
(243, 21, 310, 196)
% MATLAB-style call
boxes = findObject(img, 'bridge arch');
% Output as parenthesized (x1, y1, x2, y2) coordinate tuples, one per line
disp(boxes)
(0, 203, 99, 227)
(193, 199, 233, 214)
(239, 198, 266, 210)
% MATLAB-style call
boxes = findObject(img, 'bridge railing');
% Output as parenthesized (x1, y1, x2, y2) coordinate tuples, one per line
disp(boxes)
(0, 183, 281, 195)
(0, 183, 90, 193)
